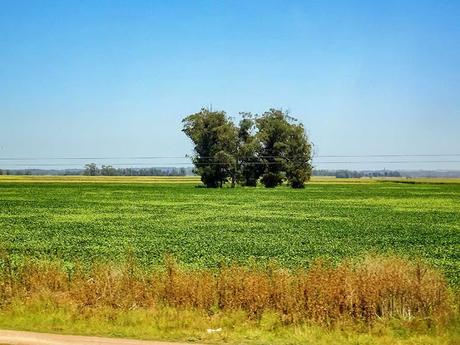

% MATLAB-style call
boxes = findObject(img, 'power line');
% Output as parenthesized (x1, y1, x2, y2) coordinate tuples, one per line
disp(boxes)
(0, 156, 188, 161)
(1, 153, 460, 161)
(1, 160, 460, 168)
(316, 154, 460, 158)
(315, 160, 460, 164)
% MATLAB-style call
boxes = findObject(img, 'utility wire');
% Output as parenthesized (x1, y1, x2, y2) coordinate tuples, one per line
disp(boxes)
(316, 154, 460, 158)
(2, 160, 460, 167)
(1, 153, 460, 161)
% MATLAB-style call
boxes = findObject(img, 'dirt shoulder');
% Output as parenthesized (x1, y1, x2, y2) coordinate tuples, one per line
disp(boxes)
(0, 330, 200, 345)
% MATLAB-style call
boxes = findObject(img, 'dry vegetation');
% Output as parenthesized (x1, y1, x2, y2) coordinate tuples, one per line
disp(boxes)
(0, 253, 454, 327)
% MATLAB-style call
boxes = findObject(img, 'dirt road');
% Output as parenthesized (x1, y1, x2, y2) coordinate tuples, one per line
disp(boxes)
(0, 330, 201, 345)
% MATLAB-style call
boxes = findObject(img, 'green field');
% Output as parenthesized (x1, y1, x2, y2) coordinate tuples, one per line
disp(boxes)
(0, 176, 459, 283)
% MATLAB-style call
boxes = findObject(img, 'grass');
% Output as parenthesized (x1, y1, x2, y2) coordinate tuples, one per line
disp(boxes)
(0, 255, 458, 345)
(0, 304, 458, 345)
(0, 176, 459, 283)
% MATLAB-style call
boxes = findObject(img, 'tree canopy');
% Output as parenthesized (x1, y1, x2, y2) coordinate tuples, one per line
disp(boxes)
(182, 108, 312, 188)
(182, 109, 238, 188)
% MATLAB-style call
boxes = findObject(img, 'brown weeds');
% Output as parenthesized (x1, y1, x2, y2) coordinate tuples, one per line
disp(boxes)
(0, 255, 452, 326)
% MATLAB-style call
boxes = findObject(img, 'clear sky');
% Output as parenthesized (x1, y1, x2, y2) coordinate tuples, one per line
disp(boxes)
(1, 0, 459, 170)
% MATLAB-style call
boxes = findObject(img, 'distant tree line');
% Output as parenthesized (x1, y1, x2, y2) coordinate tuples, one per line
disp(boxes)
(0, 169, 33, 175)
(3, 167, 459, 178)
(314, 169, 402, 178)
(83, 163, 187, 176)
(182, 108, 313, 188)
(0, 169, 89, 176)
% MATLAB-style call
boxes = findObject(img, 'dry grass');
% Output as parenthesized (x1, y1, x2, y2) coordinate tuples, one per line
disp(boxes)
(0, 253, 453, 327)
(2, 175, 459, 184)
(0, 175, 201, 184)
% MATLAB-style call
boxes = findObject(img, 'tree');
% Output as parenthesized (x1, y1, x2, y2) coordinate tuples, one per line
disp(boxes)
(255, 109, 291, 187)
(285, 122, 312, 188)
(237, 113, 262, 186)
(100, 165, 117, 176)
(214, 150, 237, 187)
(182, 108, 238, 188)
(84, 163, 99, 176)
(182, 108, 312, 188)
(256, 109, 312, 188)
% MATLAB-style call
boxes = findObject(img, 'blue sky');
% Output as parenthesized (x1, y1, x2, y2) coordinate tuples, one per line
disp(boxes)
(1, 0, 459, 170)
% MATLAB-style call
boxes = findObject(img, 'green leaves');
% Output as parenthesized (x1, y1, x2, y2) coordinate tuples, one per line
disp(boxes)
(182, 108, 313, 188)
(183, 109, 238, 188)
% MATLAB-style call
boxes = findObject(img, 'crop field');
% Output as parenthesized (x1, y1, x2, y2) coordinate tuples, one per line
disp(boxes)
(0, 176, 459, 284)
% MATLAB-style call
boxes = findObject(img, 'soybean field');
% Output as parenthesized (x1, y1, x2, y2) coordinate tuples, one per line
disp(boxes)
(0, 176, 459, 283)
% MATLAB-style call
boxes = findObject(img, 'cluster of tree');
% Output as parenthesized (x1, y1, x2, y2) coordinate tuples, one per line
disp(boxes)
(313, 169, 402, 178)
(0, 169, 32, 175)
(182, 108, 312, 188)
(335, 170, 401, 178)
(83, 163, 187, 176)
(0, 169, 88, 176)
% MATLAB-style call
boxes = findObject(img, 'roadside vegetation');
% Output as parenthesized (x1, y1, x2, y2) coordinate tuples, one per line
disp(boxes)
(0, 252, 458, 344)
